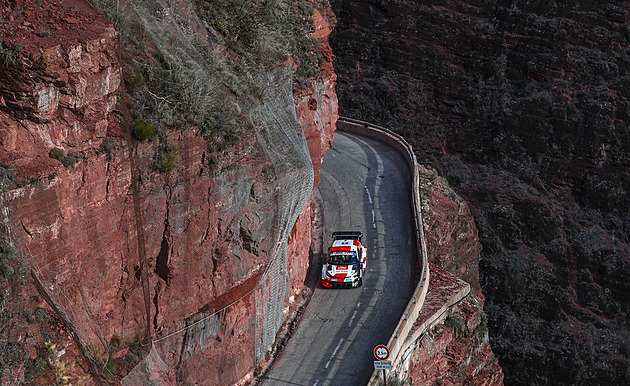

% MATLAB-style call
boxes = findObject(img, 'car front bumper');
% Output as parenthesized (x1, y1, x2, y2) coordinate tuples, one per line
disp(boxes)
(322, 276, 360, 288)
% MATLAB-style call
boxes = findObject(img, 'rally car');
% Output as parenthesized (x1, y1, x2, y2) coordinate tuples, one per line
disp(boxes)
(321, 231, 367, 288)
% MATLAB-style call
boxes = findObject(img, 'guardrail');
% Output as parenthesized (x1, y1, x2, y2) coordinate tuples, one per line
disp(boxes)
(336, 117, 430, 381)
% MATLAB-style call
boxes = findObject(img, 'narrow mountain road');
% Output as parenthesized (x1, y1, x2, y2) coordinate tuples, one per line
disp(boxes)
(260, 130, 419, 386)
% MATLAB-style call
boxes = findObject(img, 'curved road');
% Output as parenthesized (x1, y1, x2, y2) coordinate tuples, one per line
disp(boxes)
(261, 131, 419, 386)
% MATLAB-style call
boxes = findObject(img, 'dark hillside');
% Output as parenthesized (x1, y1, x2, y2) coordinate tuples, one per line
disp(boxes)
(330, 1, 630, 384)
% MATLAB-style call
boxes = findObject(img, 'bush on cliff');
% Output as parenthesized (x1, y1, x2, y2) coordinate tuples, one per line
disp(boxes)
(196, 0, 323, 89)
(132, 119, 155, 141)
(0, 244, 17, 279)
(61, 152, 85, 168)
(155, 144, 179, 173)
(0, 162, 17, 192)
(0, 42, 19, 67)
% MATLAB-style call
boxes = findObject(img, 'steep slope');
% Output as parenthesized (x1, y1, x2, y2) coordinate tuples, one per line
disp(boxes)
(0, 0, 336, 384)
(331, 0, 630, 384)
(408, 165, 503, 385)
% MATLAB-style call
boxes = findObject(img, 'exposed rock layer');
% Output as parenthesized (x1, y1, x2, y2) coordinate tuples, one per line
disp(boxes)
(407, 264, 502, 385)
(410, 165, 503, 384)
(0, 0, 336, 384)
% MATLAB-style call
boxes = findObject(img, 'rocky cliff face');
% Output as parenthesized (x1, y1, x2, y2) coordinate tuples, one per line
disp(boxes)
(410, 165, 503, 385)
(406, 267, 502, 385)
(0, 0, 336, 384)
(331, 0, 630, 384)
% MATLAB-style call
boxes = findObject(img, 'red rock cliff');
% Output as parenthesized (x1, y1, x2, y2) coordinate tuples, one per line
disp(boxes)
(408, 165, 503, 385)
(0, 0, 336, 384)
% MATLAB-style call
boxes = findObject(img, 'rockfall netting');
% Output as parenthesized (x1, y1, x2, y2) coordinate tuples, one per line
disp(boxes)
(250, 74, 315, 362)
(120, 345, 176, 385)
(83, 0, 315, 382)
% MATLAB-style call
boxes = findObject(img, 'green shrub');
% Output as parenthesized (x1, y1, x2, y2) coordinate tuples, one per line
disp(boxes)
(24, 356, 48, 383)
(0, 244, 17, 260)
(0, 162, 17, 191)
(124, 340, 145, 361)
(155, 144, 178, 173)
(1, 263, 14, 277)
(0, 42, 19, 67)
(199, 118, 218, 136)
(50, 147, 84, 168)
(109, 334, 122, 349)
(132, 119, 155, 141)
(105, 357, 116, 375)
(0, 245, 25, 282)
(61, 152, 84, 168)
(33, 308, 50, 323)
(444, 313, 465, 330)
(130, 71, 145, 92)
(444, 313, 467, 343)
(49, 148, 65, 161)
(123, 352, 139, 363)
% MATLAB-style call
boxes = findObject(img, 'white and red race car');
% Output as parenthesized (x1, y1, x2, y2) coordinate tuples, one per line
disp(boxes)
(322, 231, 367, 288)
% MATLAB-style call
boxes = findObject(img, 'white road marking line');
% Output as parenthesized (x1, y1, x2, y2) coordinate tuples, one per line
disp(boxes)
(313, 381, 319, 386)
(348, 310, 358, 327)
(365, 186, 377, 228)
(325, 338, 344, 369)
(365, 186, 373, 204)
(349, 302, 361, 326)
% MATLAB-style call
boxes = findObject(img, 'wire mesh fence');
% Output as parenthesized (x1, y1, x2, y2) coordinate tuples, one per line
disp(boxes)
(0, 0, 318, 383)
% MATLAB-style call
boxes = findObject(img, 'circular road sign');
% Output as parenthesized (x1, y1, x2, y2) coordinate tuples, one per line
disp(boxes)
(373, 345, 390, 361)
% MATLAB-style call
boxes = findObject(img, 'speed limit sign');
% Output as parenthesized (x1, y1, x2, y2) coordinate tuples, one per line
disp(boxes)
(373, 345, 390, 361)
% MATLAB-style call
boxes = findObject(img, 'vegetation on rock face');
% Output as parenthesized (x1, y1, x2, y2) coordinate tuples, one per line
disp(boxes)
(155, 143, 179, 173)
(0, 242, 26, 378)
(0, 42, 19, 67)
(0, 241, 54, 383)
(195, 0, 323, 89)
(49, 148, 86, 168)
(91, 0, 324, 172)
(377, 373, 411, 386)
(0, 162, 17, 192)
(0, 244, 17, 279)
(2, 0, 330, 383)
(60, 152, 85, 168)
(131, 118, 155, 141)
(44, 340, 92, 385)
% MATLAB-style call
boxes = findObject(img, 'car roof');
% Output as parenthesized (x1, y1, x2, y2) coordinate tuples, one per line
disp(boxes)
(332, 239, 360, 247)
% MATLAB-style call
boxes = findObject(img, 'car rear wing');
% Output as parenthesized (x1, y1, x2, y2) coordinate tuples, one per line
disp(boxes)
(332, 231, 363, 242)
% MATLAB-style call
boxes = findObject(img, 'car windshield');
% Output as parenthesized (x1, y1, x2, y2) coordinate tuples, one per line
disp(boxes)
(329, 252, 358, 265)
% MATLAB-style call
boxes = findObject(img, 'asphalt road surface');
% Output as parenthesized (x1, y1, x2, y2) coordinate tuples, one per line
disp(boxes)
(261, 130, 419, 386)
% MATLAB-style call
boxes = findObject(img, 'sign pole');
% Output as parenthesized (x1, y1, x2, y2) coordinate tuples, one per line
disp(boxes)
(373, 345, 391, 386)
